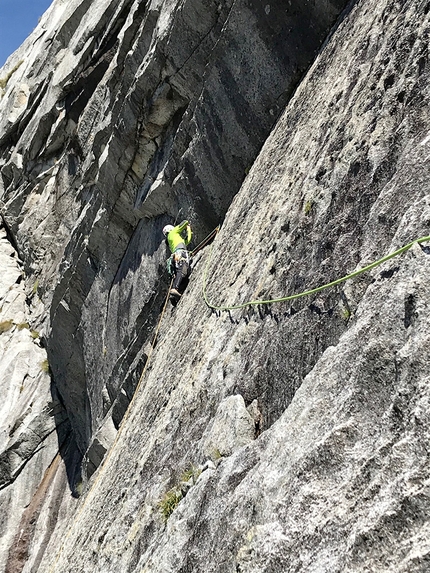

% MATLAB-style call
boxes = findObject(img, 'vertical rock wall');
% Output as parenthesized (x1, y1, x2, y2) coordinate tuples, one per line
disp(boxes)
(0, 225, 77, 573)
(0, 0, 351, 570)
(0, 0, 348, 464)
(19, 0, 430, 572)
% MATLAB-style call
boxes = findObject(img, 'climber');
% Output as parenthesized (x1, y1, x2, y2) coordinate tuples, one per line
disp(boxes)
(163, 220, 192, 299)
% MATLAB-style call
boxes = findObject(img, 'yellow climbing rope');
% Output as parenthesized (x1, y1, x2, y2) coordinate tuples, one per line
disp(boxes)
(203, 229, 430, 311)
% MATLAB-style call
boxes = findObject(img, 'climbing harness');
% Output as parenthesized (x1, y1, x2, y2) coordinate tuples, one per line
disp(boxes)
(203, 228, 430, 311)
(167, 248, 190, 276)
(173, 248, 190, 265)
(47, 280, 173, 573)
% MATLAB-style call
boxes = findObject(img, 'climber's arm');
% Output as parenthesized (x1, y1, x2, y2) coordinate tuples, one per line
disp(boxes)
(176, 220, 189, 233)
(175, 220, 192, 246)
(185, 223, 192, 245)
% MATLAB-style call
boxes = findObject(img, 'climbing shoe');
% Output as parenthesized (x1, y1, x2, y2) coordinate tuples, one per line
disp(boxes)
(170, 288, 182, 299)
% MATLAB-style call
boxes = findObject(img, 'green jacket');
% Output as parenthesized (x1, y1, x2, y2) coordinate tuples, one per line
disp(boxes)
(166, 220, 192, 253)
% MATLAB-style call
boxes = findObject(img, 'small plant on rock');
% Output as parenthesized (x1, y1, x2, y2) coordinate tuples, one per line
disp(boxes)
(211, 448, 223, 461)
(180, 464, 201, 483)
(158, 463, 202, 521)
(41, 359, 50, 373)
(341, 307, 351, 321)
(304, 199, 314, 216)
(0, 320, 14, 334)
(74, 480, 83, 498)
(158, 487, 183, 521)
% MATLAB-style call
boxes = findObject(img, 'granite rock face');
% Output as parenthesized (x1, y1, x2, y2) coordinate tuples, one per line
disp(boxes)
(0, 225, 77, 573)
(2, 0, 430, 571)
(0, 0, 347, 464)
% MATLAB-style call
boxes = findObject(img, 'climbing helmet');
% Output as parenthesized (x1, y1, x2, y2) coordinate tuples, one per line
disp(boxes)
(163, 225, 174, 236)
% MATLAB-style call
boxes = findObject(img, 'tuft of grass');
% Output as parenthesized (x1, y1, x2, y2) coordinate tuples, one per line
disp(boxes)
(180, 464, 201, 483)
(158, 487, 183, 521)
(304, 199, 314, 216)
(211, 448, 223, 461)
(32, 279, 39, 295)
(74, 481, 83, 498)
(0, 320, 14, 334)
(41, 359, 50, 373)
(0, 60, 24, 91)
(17, 322, 30, 330)
(30, 330, 40, 339)
(341, 307, 351, 321)
(158, 463, 203, 521)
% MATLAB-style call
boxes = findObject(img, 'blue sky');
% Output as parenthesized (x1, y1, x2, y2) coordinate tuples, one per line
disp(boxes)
(0, 0, 53, 67)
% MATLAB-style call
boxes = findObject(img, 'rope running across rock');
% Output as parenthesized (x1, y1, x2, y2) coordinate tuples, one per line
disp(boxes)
(202, 229, 430, 311)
